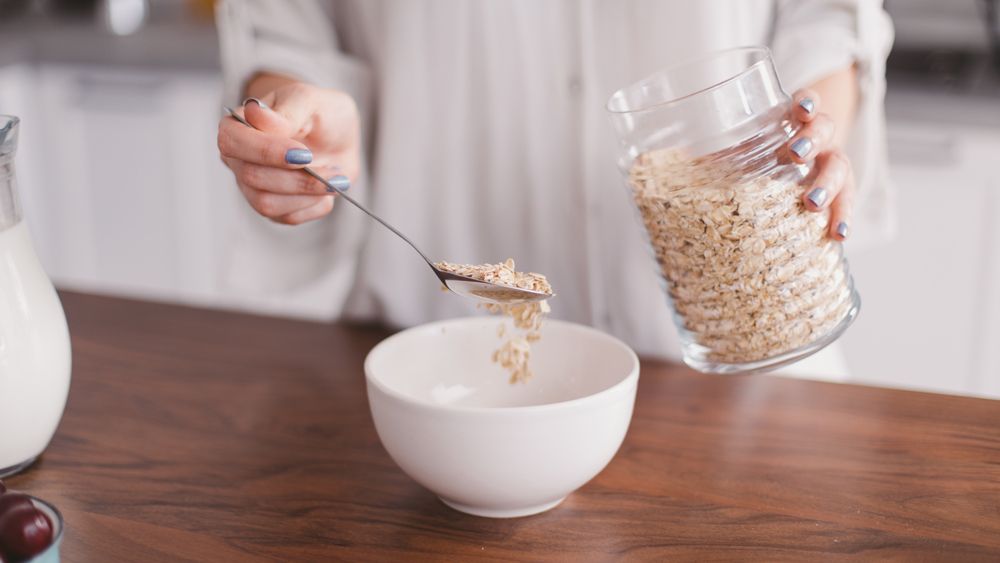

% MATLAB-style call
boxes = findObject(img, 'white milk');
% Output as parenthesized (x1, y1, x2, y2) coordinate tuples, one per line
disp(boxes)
(0, 221, 71, 473)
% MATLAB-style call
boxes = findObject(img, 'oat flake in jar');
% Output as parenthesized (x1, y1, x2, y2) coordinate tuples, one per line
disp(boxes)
(606, 47, 860, 374)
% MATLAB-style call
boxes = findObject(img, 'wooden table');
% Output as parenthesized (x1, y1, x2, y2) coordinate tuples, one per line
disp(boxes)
(7, 292, 1000, 561)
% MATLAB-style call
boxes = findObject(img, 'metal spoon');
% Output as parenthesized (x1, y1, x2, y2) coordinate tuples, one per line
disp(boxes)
(224, 107, 552, 305)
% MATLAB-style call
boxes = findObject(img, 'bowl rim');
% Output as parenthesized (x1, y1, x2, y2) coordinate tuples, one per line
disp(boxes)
(364, 317, 640, 414)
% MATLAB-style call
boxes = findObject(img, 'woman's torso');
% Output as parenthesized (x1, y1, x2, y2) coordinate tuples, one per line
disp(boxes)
(330, 0, 775, 360)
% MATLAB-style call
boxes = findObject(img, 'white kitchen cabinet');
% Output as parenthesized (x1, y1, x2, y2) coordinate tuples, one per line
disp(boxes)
(28, 64, 235, 306)
(974, 140, 1000, 398)
(841, 120, 1000, 399)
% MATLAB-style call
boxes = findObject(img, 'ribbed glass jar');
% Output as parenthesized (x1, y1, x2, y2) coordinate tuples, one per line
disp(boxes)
(606, 47, 860, 374)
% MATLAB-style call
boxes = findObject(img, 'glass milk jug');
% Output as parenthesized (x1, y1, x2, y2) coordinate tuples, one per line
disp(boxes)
(0, 115, 72, 477)
(606, 48, 860, 374)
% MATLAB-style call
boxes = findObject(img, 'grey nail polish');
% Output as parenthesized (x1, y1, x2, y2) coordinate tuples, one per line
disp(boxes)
(798, 97, 815, 114)
(328, 175, 350, 191)
(806, 187, 828, 208)
(790, 137, 813, 158)
(836, 221, 849, 239)
(242, 97, 270, 110)
(285, 148, 313, 165)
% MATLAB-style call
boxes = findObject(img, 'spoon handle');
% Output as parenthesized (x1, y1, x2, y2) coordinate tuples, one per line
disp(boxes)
(297, 167, 436, 267)
(223, 107, 436, 269)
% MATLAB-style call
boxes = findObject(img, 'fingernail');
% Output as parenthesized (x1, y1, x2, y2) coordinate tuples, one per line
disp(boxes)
(836, 221, 849, 239)
(243, 97, 270, 110)
(798, 97, 815, 114)
(806, 187, 828, 208)
(790, 137, 813, 159)
(328, 175, 351, 191)
(285, 148, 313, 165)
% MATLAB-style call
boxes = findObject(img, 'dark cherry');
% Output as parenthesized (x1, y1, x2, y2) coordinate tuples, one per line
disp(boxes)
(0, 494, 32, 519)
(0, 504, 53, 560)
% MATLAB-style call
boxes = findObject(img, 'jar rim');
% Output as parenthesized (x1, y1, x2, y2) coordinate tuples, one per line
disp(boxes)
(605, 46, 774, 115)
(0, 115, 19, 158)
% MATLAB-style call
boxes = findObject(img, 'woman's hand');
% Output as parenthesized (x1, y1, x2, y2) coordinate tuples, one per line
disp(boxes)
(785, 89, 853, 241)
(217, 79, 361, 225)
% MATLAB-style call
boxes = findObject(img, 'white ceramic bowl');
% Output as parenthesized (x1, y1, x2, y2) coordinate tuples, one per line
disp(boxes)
(365, 317, 640, 518)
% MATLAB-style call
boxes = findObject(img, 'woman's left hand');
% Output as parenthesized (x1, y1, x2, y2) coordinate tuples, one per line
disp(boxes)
(785, 89, 853, 241)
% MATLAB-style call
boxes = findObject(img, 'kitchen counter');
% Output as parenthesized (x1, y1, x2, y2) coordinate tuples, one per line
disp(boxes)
(0, 13, 219, 70)
(887, 85, 1000, 130)
(885, 47, 1000, 129)
(5, 291, 999, 561)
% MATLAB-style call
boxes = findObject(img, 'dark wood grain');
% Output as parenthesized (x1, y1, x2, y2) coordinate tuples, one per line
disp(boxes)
(6, 291, 1000, 562)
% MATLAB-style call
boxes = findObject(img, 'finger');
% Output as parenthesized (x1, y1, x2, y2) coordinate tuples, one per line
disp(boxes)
(244, 96, 299, 138)
(232, 161, 341, 195)
(239, 184, 330, 219)
(273, 196, 335, 225)
(802, 150, 850, 212)
(247, 84, 320, 138)
(792, 89, 820, 123)
(828, 167, 855, 241)
(218, 116, 313, 168)
(787, 113, 834, 163)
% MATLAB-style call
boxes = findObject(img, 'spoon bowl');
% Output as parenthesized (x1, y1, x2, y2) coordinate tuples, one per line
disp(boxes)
(434, 270, 553, 305)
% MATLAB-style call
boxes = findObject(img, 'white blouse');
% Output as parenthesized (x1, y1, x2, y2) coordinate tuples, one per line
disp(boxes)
(214, 0, 893, 371)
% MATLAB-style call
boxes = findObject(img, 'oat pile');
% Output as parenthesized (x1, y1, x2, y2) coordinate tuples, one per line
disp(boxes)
(629, 148, 853, 364)
(435, 259, 552, 383)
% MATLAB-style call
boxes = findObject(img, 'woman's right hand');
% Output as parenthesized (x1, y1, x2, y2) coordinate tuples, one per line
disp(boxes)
(217, 79, 360, 225)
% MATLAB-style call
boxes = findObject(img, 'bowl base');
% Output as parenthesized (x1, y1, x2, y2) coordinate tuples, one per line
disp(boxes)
(439, 496, 566, 518)
(0, 455, 38, 478)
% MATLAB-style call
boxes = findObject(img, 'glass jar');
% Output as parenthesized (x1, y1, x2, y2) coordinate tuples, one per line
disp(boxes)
(606, 47, 860, 374)
(0, 115, 72, 477)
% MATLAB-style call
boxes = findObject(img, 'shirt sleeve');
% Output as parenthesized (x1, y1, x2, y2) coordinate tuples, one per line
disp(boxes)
(771, 0, 896, 248)
(215, 0, 370, 106)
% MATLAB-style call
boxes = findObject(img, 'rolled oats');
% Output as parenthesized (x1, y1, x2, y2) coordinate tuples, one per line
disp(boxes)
(435, 259, 552, 383)
(629, 148, 853, 364)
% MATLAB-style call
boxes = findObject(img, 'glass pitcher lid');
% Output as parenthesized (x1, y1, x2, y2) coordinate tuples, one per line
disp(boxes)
(0, 115, 19, 158)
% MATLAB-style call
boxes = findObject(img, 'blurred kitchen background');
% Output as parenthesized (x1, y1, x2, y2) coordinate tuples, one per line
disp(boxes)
(1, 0, 999, 398)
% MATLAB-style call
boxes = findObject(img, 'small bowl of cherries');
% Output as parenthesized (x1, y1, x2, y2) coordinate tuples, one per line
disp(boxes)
(0, 481, 62, 563)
